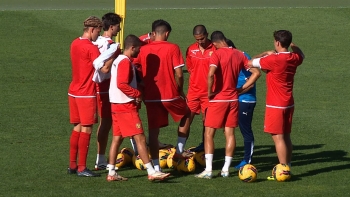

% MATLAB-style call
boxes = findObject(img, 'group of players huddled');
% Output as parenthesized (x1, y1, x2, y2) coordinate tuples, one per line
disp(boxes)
(67, 12, 304, 181)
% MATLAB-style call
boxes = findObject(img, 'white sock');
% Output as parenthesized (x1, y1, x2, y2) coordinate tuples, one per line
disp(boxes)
(205, 154, 213, 172)
(130, 138, 138, 155)
(96, 154, 106, 164)
(222, 156, 232, 172)
(107, 164, 116, 176)
(176, 137, 187, 154)
(152, 159, 161, 172)
(145, 162, 156, 175)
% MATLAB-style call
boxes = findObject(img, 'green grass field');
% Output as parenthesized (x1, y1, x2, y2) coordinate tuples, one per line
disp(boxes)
(1, 0, 350, 196)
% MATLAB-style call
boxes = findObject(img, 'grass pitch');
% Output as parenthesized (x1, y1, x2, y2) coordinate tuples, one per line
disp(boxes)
(0, 0, 350, 197)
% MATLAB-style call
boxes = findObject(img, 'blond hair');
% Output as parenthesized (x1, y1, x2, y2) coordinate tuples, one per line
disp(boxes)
(83, 16, 102, 31)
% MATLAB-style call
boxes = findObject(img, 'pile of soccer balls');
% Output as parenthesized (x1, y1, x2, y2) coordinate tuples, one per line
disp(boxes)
(238, 163, 291, 183)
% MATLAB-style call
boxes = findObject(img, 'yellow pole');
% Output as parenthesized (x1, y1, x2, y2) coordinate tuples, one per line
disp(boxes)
(115, 0, 126, 49)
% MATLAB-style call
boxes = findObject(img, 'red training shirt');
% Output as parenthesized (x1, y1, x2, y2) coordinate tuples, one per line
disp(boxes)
(209, 47, 249, 101)
(68, 37, 100, 97)
(134, 41, 184, 101)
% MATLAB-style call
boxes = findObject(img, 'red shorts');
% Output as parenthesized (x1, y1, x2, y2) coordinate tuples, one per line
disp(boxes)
(111, 103, 144, 137)
(96, 93, 111, 118)
(205, 101, 238, 129)
(145, 98, 189, 129)
(187, 92, 209, 114)
(69, 96, 97, 126)
(264, 107, 294, 134)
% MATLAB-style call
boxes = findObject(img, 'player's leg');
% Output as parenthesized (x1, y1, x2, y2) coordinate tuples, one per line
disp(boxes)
(95, 93, 112, 170)
(285, 107, 294, 166)
(235, 102, 256, 169)
(68, 96, 80, 173)
(221, 126, 236, 177)
(271, 134, 288, 164)
(76, 98, 100, 177)
(106, 135, 127, 181)
(195, 126, 216, 179)
(133, 133, 170, 180)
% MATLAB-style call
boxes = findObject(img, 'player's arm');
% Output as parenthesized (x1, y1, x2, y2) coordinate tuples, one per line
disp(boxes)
(175, 67, 186, 99)
(117, 60, 141, 99)
(252, 50, 276, 59)
(290, 42, 305, 59)
(100, 48, 121, 73)
(185, 47, 193, 74)
(241, 67, 260, 92)
(208, 65, 217, 99)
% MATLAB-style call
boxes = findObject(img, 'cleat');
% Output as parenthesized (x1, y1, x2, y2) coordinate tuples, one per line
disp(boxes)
(267, 176, 276, 181)
(195, 170, 212, 179)
(219, 171, 229, 177)
(77, 168, 101, 177)
(188, 143, 204, 152)
(95, 163, 109, 171)
(234, 160, 248, 169)
(148, 171, 171, 181)
(67, 167, 77, 174)
(107, 173, 128, 182)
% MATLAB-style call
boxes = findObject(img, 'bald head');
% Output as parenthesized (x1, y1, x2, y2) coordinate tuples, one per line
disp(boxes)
(193, 25, 208, 36)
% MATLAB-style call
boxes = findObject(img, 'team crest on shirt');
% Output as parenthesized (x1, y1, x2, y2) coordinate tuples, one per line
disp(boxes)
(209, 51, 213, 56)
(136, 123, 141, 129)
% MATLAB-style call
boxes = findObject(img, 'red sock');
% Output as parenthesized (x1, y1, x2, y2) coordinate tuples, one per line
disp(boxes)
(77, 132, 91, 172)
(69, 130, 80, 169)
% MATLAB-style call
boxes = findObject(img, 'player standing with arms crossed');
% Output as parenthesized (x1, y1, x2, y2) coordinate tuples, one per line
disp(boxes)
(106, 35, 171, 181)
(186, 25, 216, 152)
(195, 31, 261, 179)
(248, 30, 304, 179)
(134, 19, 193, 172)
(67, 16, 115, 177)
(93, 12, 122, 170)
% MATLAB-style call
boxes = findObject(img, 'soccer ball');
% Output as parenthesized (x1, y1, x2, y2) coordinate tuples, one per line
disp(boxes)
(159, 150, 170, 169)
(194, 151, 205, 166)
(133, 155, 146, 170)
(166, 147, 176, 155)
(238, 164, 258, 182)
(272, 164, 291, 181)
(115, 153, 127, 168)
(121, 147, 134, 164)
(177, 157, 196, 173)
(166, 153, 179, 169)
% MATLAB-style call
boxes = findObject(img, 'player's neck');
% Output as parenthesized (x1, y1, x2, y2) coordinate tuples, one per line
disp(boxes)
(81, 32, 92, 41)
(102, 31, 113, 39)
(276, 47, 289, 53)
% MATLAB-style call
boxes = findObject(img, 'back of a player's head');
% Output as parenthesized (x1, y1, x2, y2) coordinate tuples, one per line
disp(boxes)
(210, 31, 226, 43)
(226, 39, 236, 48)
(193, 25, 208, 36)
(102, 13, 122, 31)
(152, 19, 172, 34)
(124, 34, 141, 50)
(273, 30, 292, 48)
(83, 16, 102, 31)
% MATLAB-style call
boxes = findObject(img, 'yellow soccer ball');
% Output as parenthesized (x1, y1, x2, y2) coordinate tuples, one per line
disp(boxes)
(159, 150, 170, 169)
(194, 151, 205, 167)
(177, 157, 196, 173)
(133, 155, 146, 170)
(166, 153, 179, 169)
(121, 147, 134, 164)
(115, 153, 127, 168)
(273, 164, 291, 182)
(238, 164, 258, 183)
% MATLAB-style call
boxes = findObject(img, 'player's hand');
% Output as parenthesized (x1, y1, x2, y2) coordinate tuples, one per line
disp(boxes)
(179, 90, 187, 101)
(208, 91, 217, 99)
(135, 97, 142, 105)
(266, 50, 276, 55)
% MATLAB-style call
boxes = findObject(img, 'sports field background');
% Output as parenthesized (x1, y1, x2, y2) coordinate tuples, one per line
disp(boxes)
(0, 0, 350, 196)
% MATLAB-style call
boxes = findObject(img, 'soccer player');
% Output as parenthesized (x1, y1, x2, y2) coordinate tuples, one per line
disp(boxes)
(225, 39, 257, 169)
(248, 30, 304, 179)
(134, 19, 193, 172)
(186, 25, 216, 152)
(67, 16, 115, 177)
(92, 12, 122, 170)
(107, 34, 170, 181)
(139, 32, 153, 45)
(195, 31, 261, 179)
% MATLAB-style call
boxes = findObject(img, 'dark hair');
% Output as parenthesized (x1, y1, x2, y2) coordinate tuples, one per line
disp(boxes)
(273, 30, 292, 48)
(193, 25, 207, 35)
(210, 31, 226, 42)
(152, 19, 172, 33)
(124, 34, 141, 49)
(102, 13, 122, 31)
(226, 39, 236, 48)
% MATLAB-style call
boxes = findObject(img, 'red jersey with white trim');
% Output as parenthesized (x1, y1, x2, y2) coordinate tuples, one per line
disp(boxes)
(93, 36, 121, 93)
(68, 37, 100, 97)
(186, 42, 216, 96)
(258, 52, 303, 107)
(209, 47, 249, 101)
(134, 41, 184, 101)
(139, 33, 152, 46)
